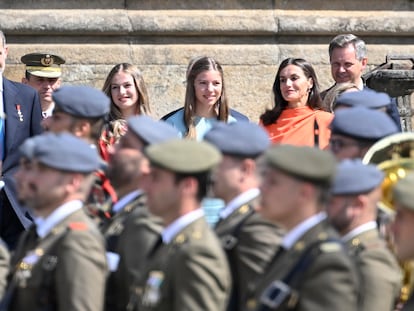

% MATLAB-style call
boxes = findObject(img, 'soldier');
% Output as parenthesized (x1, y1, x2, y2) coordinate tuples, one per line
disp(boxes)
(333, 88, 391, 112)
(392, 173, 414, 311)
(137, 139, 231, 311)
(327, 159, 401, 311)
(322, 33, 401, 129)
(245, 145, 358, 311)
(204, 121, 283, 310)
(104, 115, 178, 311)
(3, 132, 107, 311)
(21, 53, 65, 119)
(42, 85, 117, 217)
(329, 107, 399, 160)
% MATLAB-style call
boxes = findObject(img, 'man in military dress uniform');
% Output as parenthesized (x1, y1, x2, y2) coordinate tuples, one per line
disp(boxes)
(204, 122, 283, 310)
(137, 139, 231, 311)
(327, 159, 401, 311)
(43, 85, 117, 217)
(21, 52, 65, 119)
(103, 115, 178, 311)
(245, 145, 358, 311)
(3, 132, 107, 311)
(329, 107, 398, 160)
(392, 173, 414, 311)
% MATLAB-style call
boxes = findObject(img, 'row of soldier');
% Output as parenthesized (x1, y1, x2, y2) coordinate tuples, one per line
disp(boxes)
(0, 28, 412, 311)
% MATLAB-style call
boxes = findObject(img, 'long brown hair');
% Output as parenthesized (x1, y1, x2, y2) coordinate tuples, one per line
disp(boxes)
(260, 58, 323, 126)
(184, 56, 229, 139)
(102, 63, 151, 121)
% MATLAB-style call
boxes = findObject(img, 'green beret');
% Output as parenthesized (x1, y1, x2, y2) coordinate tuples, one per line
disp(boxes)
(145, 139, 221, 174)
(21, 53, 65, 78)
(264, 145, 336, 184)
(393, 173, 414, 210)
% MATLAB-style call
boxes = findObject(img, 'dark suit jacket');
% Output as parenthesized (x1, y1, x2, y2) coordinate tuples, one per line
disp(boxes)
(245, 220, 358, 311)
(1, 78, 43, 244)
(215, 198, 283, 310)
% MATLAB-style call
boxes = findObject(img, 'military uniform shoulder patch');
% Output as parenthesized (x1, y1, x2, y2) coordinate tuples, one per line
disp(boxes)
(68, 222, 88, 231)
(238, 204, 251, 214)
(319, 241, 342, 253)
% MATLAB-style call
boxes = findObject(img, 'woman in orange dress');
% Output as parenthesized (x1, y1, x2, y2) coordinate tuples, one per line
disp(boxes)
(260, 58, 333, 149)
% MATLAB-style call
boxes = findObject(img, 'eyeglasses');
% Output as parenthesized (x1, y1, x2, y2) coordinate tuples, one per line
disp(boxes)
(329, 138, 365, 152)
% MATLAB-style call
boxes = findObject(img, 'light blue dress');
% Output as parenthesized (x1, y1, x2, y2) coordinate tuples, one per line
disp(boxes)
(164, 109, 236, 141)
(163, 109, 237, 226)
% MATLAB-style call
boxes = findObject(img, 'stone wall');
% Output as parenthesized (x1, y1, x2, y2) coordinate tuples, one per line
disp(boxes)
(1, 0, 414, 122)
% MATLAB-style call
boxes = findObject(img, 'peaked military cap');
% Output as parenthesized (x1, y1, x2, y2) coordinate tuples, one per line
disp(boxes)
(145, 139, 221, 174)
(393, 173, 414, 211)
(19, 132, 100, 173)
(331, 159, 384, 195)
(204, 122, 270, 158)
(52, 85, 110, 118)
(21, 53, 65, 78)
(263, 144, 336, 184)
(330, 107, 399, 141)
(336, 89, 391, 110)
(127, 115, 179, 145)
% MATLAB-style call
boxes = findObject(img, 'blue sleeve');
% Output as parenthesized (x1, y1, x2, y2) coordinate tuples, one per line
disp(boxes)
(387, 98, 402, 131)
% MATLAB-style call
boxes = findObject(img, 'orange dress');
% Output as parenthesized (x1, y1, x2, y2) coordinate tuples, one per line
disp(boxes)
(262, 106, 333, 149)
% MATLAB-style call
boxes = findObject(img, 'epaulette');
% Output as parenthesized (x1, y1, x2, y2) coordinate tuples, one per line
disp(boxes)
(172, 230, 203, 245)
(68, 222, 88, 231)
(319, 241, 343, 253)
(349, 238, 366, 255)
(237, 204, 252, 215)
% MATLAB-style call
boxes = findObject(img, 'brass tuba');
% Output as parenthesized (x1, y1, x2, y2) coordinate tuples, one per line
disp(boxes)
(362, 132, 414, 305)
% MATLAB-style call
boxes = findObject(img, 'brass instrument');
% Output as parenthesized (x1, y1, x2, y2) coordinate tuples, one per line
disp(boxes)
(362, 132, 414, 305)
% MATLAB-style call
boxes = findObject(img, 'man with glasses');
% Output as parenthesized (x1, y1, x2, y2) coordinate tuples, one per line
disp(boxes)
(329, 107, 398, 160)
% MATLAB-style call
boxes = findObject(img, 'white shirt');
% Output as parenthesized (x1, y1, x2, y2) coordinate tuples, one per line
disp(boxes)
(112, 189, 143, 214)
(162, 209, 205, 244)
(42, 103, 54, 119)
(282, 212, 327, 250)
(342, 221, 377, 242)
(34, 200, 83, 238)
(219, 188, 260, 219)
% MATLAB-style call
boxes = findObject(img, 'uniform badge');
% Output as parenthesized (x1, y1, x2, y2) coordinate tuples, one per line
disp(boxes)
(40, 55, 54, 67)
(141, 271, 165, 307)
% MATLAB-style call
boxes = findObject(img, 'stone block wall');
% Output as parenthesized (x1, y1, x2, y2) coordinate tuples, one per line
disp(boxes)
(1, 0, 414, 122)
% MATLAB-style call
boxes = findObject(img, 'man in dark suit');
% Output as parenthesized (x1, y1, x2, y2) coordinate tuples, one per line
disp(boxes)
(0, 30, 43, 249)
(244, 145, 358, 311)
(204, 122, 283, 310)
(322, 33, 401, 130)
